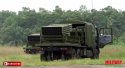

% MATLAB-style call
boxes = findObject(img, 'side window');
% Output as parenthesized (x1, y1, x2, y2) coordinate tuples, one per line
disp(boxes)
(99, 28, 113, 48)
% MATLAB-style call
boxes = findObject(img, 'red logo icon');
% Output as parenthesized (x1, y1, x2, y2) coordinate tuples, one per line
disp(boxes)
(105, 60, 122, 64)
(3, 61, 21, 66)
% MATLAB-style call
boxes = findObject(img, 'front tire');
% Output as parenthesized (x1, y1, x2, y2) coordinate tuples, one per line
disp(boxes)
(90, 47, 100, 59)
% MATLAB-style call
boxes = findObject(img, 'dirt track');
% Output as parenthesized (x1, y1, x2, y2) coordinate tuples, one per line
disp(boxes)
(1, 65, 125, 68)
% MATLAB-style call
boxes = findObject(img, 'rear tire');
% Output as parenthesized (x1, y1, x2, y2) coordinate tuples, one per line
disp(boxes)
(71, 48, 77, 59)
(61, 53, 65, 60)
(40, 54, 47, 61)
(76, 49, 81, 58)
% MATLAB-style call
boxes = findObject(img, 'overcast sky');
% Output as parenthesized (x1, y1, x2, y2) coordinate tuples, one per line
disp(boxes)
(0, 0, 125, 12)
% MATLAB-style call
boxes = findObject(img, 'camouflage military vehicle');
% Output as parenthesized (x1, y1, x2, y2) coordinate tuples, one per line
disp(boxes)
(24, 33, 40, 54)
(24, 21, 112, 61)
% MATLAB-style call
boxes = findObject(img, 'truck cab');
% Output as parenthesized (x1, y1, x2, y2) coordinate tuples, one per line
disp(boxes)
(24, 33, 40, 54)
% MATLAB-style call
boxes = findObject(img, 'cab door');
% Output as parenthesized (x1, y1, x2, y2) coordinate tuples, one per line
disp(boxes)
(98, 28, 113, 48)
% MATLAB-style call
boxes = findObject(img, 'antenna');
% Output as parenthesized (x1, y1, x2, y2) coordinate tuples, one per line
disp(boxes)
(91, 0, 93, 9)
(91, 0, 95, 26)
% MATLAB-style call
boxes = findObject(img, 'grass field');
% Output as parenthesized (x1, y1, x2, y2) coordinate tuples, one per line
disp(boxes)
(0, 44, 125, 66)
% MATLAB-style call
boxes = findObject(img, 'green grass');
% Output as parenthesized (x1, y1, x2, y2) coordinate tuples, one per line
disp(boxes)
(0, 44, 125, 66)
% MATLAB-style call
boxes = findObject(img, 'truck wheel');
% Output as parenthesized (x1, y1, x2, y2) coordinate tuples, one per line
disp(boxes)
(61, 53, 65, 60)
(46, 52, 52, 61)
(90, 48, 99, 59)
(40, 54, 46, 61)
(71, 48, 77, 59)
(76, 49, 81, 58)
(96, 47, 100, 59)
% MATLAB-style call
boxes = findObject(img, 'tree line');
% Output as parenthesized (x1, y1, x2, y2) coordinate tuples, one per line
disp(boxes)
(0, 5, 125, 45)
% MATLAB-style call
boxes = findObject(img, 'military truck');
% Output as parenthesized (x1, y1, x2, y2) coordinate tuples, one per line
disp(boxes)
(24, 21, 112, 61)
(24, 33, 40, 54)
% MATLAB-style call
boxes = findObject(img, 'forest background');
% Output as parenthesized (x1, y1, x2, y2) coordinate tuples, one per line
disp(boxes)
(0, 5, 125, 45)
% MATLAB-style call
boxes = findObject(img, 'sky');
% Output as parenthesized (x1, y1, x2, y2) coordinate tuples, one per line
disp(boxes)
(0, 0, 125, 12)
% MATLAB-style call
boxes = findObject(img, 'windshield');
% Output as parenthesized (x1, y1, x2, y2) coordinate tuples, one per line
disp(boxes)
(28, 36, 40, 41)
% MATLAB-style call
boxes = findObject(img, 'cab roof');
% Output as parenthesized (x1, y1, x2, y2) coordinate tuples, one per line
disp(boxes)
(29, 33, 40, 36)
(43, 24, 72, 27)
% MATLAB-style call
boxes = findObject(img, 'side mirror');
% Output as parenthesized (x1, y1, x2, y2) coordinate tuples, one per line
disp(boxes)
(98, 28, 113, 48)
